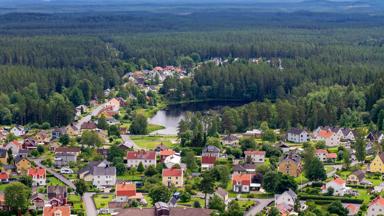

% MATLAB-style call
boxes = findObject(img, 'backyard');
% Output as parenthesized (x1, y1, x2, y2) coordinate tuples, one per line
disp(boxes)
(130, 135, 178, 149)
(93, 194, 114, 209)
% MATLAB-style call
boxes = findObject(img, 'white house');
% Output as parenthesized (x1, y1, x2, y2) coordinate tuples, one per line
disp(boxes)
(322, 178, 349, 196)
(28, 167, 46, 186)
(10, 126, 25, 137)
(287, 128, 308, 143)
(5, 140, 22, 157)
(367, 196, 384, 216)
(126, 150, 156, 168)
(92, 166, 116, 188)
(244, 150, 266, 163)
(275, 189, 297, 209)
(164, 154, 181, 169)
(232, 174, 251, 193)
(313, 127, 341, 147)
(201, 156, 216, 171)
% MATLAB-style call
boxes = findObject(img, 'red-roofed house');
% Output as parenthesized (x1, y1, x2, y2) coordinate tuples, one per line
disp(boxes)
(126, 150, 156, 168)
(0, 173, 9, 183)
(232, 174, 252, 193)
(244, 150, 266, 163)
(316, 149, 337, 162)
(159, 149, 175, 162)
(115, 182, 143, 202)
(344, 203, 359, 216)
(313, 127, 340, 146)
(43, 206, 71, 216)
(322, 178, 349, 196)
(106, 98, 121, 112)
(201, 156, 216, 171)
(28, 167, 46, 186)
(368, 196, 384, 216)
(162, 168, 183, 188)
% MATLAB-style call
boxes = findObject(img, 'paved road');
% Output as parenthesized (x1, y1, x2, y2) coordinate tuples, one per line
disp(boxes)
(327, 165, 342, 178)
(244, 198, 274, 216)
(121, 135, 142, 150)
(31, 159, 76, 190)
(75, 103, 107, 129)
(83, 192, 97, 216)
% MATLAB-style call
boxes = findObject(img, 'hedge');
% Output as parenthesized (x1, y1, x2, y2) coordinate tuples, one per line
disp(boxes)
(299, 195, 363, 204)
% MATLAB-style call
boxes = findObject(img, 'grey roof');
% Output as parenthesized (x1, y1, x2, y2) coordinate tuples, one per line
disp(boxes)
(286, 189, 297, 200)
(31, 193, 45, 201)
(215, 187, 228, 198)
(222, 134, 239, 142)
(287, 128, 306, 135)
(203, 145, 220, 153)
(3, 164, 16, 170)
(47, 186, 67, 199)
(0, 149, 6, 158)
(92, 166, 116, 176)
(77, 161, 101, 175)
(233, 164, 255, 172)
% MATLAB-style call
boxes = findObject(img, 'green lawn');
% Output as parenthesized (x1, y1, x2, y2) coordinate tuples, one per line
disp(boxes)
(355, 188, 371, 204)
(178, 197, 205, 207)
(47, 176, 65, 186)
(295, 173, 309, 184)
(68, 194, 84, 212)
(93, 194, 114, 209)
(0, 184, 9, 191)
(238, 200, 256, 212)
(131, 135, 178, 149)
(117, 172, 143, 181)
(143, 194, 153, 207)
(148, 124, 165, 133)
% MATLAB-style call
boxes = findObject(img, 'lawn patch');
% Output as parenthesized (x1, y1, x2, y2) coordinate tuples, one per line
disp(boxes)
(93, 194, 114, 209)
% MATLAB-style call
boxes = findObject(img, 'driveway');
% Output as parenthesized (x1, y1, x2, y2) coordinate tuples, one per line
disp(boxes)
(75, 103, 107, 129)
(244, 198, 274, 216)
(83, 192, 97, 216)
(31, 159, 76, 190)
(121, 135, 142, 150)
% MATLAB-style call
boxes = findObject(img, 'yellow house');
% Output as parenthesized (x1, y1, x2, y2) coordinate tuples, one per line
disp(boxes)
(66, 125, 79, 137)
(15, 157, 32, 173)
(0, 149, 8, 165)
(370, 153, 384, 173)
(162, 168, 183, 188)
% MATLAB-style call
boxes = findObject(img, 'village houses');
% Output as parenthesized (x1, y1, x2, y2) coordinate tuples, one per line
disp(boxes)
(126, 150, 156, 168)
(162, 168, 183, 188)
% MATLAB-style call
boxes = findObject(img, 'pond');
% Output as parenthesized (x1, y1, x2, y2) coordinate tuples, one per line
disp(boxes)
(148, 100, 249, 135)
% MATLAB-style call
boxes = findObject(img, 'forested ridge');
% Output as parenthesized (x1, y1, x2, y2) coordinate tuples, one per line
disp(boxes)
(0, 9, 383, 128)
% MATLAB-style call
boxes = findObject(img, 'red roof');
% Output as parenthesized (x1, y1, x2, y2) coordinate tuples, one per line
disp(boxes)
(202, 156, 216, 164)
(162, 168, 182, 177)
(244, 150, 266, 156)
(116, 183, 136, 197)
(318, 130, 333, 138)
(127, 151, 156, 160)
(28, 167, 46, 178)
(333, 178, 346, 185)
(232, 174, 251, 186)
(160, 149, 175, 156)
(316, 149, 328, 154)
(0, 172, 8, 180)
(370, 196, 384, 207)
(327, 153, 337, 159)
(43, 206, 71, 216)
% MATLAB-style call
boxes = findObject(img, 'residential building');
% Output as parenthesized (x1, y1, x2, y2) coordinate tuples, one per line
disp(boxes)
(244, 150, 266, 163)
(23, 138, 37, 150)
(47, 186, 67, 206)
(106, 98, 121, 112)
(287, 128, 308, 143)
(31, 193, 45, 209)
(367, 132, 384, 144)
(274, 189, 297, 214)
(0, 149, 7, 164)
(202, 145, 220, 158)
(201, 156, 216, 171)
(369, 153, 384, 173)
(0, 172, 9, 183)
(322, 178, 348, 196)
(115, 182, 143, 202)
(51, 127, 66, 140)
(232, 174, 251, 193)
(344, 203, 359, 216)
(278, 153, 302, 177)
(15, 157, 31, 173)
(43, 206, 71, 216)
(126, 150, 156, 168)
(5, 140, 22, 157)
(35, 131, 51, 144)
(159, 149, 175, 162)
(347, 170, 366, 185)
(222, 134, 239, 146)
(244, 129, 263, 138)
(28, 167, 46, 186)
(78, 160, 110, 181)
(92, 166, 116, 188)
(54, 153, 77, 167)
(368, 196, 384, 216)
(312, 127, 340, 146)
(214, 187, 229, 205)
(10, 126, 25, 137)
(80, 121, 97, 130)
(162, 168, 183, 188)
(233, 164, 256, 174)
(164, 154, 181, 169)
(55, 147, 81, 157)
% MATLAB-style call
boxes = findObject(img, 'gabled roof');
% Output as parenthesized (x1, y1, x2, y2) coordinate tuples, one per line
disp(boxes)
(203, 145, 220, 153)
(232, 174, 251, 186)
(43, 206, 71, 216)
(160, 149, 175, 157)
(327, 153, 337, 159)
(162, 168, 182, 177)
(47, 186, 67, 198)
(92, 166, 116, 176)
(222, 134, 239, 142)
(116, 183, 136, 197)
(370, 196, 384, 207)
(28, 167, 46, 178)
(244, 150, 266, 156)
(0, 172, 9, 180)
(318, 129, 333, 138)
(316, 149, 328, 154)
(378, 152, 384, 163)
(201, 156, 216, 165)
(55, 147, 81, 153)
(233, 164, 255, 172)
(331, 177, 346, 185)
(127, 150, 156, 160)
(287, 128, 306, 135)
(350, 170, 365, 181)
(0, 149, 6, 158)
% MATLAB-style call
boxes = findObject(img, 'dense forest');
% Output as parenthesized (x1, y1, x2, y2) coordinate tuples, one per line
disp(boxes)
(0, 8, 383, 127)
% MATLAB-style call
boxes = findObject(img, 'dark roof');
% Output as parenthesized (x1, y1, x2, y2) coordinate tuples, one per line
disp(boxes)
(31, 193, 45, 201)
(14, 156, 29, 164)
(55, 147, 81, 153)
(233, 164, 256, 172)
(203, 145, 220, 153)
(280, 152, 301, 164)
(47, 186, 67, 199)
(351, 170, 365, 181)
(287, 128, 306, 135)
(77, 161, 101, 175)
(222, 134, 239, 142)
(379, 153, 384, 163)
(92, 166, 116, 176)
(0, 149, 6, 158)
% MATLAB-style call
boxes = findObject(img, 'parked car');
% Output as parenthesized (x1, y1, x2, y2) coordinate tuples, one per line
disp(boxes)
(60, 167, 74, 174)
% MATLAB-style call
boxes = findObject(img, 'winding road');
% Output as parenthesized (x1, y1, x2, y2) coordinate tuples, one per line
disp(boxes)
(74, 103, 107, 129)
(83, 192, 97, 216)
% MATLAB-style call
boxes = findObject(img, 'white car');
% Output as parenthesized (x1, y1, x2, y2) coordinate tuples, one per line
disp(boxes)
(60, 167, 74, 174)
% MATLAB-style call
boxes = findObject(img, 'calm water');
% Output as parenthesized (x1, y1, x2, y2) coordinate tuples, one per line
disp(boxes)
(148, 100, 248, 135)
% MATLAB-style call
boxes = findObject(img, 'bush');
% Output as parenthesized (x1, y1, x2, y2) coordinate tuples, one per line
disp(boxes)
(299, 195, 363, 204)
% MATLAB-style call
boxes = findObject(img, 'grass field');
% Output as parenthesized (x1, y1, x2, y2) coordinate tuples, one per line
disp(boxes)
(68, 194, 84, 212)
(117, 172, 143, 181)
(47, 176, 65, 186)
(0, 183, 9, 191)
(131, 135, 178, 149)
(93, 194, 114, 209)
(295, 173, 309, 184)
(148, 124, 165, 133)
(178, 197, 205, 207)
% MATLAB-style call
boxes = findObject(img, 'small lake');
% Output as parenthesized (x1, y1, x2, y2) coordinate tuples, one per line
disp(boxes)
(148, 100, 249, 135)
